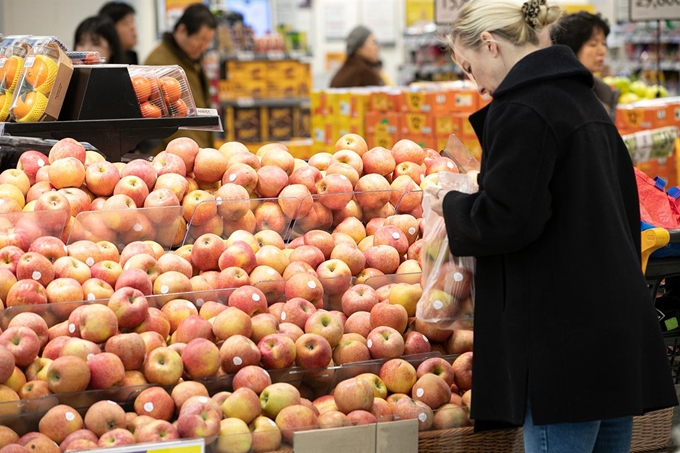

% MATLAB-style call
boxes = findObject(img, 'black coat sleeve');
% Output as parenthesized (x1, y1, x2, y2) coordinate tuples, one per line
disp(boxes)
(442, 103, 558, 257)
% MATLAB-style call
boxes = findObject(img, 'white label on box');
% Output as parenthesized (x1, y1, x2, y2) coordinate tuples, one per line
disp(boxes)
(267, 50, 285, 60)
(196, 108, 219, 117)
(339, 101, 351, 116)
(237, 98, 255, 108)
(24, 56, 35, 68)
(236, 51, 255, 61)
(456, 93, 473, 107)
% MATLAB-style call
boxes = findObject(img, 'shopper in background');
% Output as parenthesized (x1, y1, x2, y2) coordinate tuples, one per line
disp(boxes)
(99, 1, 139, 65)
(551, 11, 619, 120)
(330, 25, 385, 88)
(428, 0, 677, 451)
(73, 15, 126, 64)
(144, 3, 217, 151)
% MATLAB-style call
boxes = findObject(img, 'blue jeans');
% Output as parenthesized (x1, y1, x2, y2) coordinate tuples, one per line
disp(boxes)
(524, 400, 633, 453)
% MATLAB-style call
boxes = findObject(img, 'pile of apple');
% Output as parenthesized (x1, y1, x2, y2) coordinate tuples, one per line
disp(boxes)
(0, 134, 475, 451)
(0, 351, 472, 452)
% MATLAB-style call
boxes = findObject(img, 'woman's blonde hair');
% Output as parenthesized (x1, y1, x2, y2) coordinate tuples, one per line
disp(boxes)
(447, 0, 561, 51)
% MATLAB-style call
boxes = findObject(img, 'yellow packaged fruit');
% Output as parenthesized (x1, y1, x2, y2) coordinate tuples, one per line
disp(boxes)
(12, 91, 48, 122)
(0, 92, 12, 121)
(0, 55, 24, 92)
(23, 55, 58, 95)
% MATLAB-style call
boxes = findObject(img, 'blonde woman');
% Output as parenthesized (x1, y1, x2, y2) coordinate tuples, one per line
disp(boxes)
(427, 0, 677, 451)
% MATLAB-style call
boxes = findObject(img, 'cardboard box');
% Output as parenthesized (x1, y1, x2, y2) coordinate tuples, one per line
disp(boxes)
(435, 115, 459, 136)
(10, 42, 73, 122)
(337, 91, 368, 121)
(616, 105, 664, 132)
(266, 78, 300, 98)
(368, 132, 398, 149)
(369, 89, 402, 112)
(365, 111, 400, 136)
(450, 88, 478, 113)
(266, 60, 301, 80)
(226, 60, 265, 81)
(225, 79, 268, 98)
(375, 419, 419, 453)
(297, 106, 311, 138)
(338, 118, 365, 137)
(265, 106, 295, 141)
(293, 423, 376, 453)
(401, 113, 434, 135)
(226, 106, 262, 143)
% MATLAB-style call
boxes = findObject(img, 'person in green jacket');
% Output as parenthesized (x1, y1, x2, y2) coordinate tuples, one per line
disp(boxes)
(144, 3, 217, 153)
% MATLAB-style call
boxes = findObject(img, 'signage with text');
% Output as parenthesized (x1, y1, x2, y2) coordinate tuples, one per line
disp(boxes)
(630, 0, 680, 21)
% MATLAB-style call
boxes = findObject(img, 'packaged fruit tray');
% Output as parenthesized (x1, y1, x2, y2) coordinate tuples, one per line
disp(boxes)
(128, 65, 197, 119)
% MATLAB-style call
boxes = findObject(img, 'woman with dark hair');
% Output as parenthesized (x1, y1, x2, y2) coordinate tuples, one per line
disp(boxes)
(551, 11, 618, 119)
(99, 1, 138, 64)
(74, 15, 127, 64)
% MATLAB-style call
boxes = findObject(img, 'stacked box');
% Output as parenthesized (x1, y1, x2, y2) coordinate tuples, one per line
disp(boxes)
(226, 106, 262, 143)
(266, 106, 295, 141)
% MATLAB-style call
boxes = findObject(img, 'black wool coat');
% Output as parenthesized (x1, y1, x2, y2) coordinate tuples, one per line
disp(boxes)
(441, 45, 677, 428)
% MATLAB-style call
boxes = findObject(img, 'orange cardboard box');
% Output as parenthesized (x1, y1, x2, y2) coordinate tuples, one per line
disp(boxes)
(401, 113, 434, 135)
(449, 88, 478, 113)
(338, 118, 365, 138)
(616, 105, 670, 132)
(365, 111, 400, 136)
(266, 78, 300, 98)
(265, 60, 301, 80)
(434, 115, 460, 136)
(368, 132, 398, 149)
(337, 91, 368, 121)
(369, 89, 402, 112)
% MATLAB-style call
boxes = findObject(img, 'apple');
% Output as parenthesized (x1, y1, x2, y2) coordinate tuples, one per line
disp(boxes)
(379, 358, 417, 394)
(221, 387, 262, 424)
(432, 403, 470, 429)
(249, 415, 282, 452)
(293, 333, 332, 369)
(446, 329, 474, 355)
(452, 351, 473, 391)
(104, 332, 146, 371)
(87, 352, 125, 390)
(325, 161, 359, 187)
(289, 165, 322, 195)
(154, 172, 189, 201)
(215, 183, 250, 222)
(402, 330, 431, 355)
(232, 365, 272, 394)
(332, 337, 371, 365)
(366, 326, 405, 359)
(176, 396, 221, 443)
(83, 400, 127, 437)
(393, 397, 433, 431)
(0, 426, 19, 448)
(134, 306, 171, 339)
(45, 355, 90, 393)
(391, 139, 424, 165)
(179, 337, 219, 379)
(135, 419, 180, 443)
(0, 347, 15, 384)
(253, 201, 288, 236)
(275, 404, 317, 444)
(227, 284, 268, 317)
(134, 386, 175, 421)
(18, 150, 49, 185)
(212, 306, 252, 340)
(257, 333, 296, 369)
(59, 337, 101, 361)
(49, 138, 86, 164)
(152, 150, 187, 176)
(80, 277, 114, 302)
(222, 163, 258, 194)
(260, 147, 295, 175)
(17, 433, 60, 453)
(143, 346, 183, 386)
(333, 377, 374, 414)
(7, 312, 49, 348)
(259, 382, 301, 420)
(153, 270, 192, 305)
(255, 165, 288, 198)
(412, 373, 452, 410)
(97, 428, 136, 448)
(0, 327, 41, 367)
(219, 241, 257, 274)
(38, 404, 84, 444)
(213, 418, 251, 453)
(341, 283, 379, 316)
(47, 157, 86, 189)
(355, 372, 388, 399)
(166, 137, 200, 172)
(143, 189, 181, 225)
(279, 297, 316, 329)
(182, 189, 217, 226)
(316, 174, 353, 211)
(315, 253, 353, 290)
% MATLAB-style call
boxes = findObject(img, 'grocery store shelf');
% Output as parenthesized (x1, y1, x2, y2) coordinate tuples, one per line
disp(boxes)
(608, 61, 680, 73)
(2, 115, 222, 163)
(220, 97, 310, 108)
(221, 50, 312, 61)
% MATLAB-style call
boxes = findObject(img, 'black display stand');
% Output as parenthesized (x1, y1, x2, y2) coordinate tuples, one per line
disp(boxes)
(3, 116, 221, 162)
(1, 65, 222, 162)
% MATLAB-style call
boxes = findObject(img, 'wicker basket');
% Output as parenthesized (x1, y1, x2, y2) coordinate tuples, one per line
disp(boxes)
(630, 407, 674, 453)
(417, 407, 674, 453)
(418, 426, 525, 453)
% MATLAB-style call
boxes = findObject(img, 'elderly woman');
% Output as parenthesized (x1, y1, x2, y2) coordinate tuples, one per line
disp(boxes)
(428, 0, 677, 451)
(330, 25, 383, 88)
(551, 11, 619, 119)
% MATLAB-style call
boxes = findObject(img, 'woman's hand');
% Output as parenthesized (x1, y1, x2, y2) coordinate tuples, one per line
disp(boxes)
(424, 186, 445, 216)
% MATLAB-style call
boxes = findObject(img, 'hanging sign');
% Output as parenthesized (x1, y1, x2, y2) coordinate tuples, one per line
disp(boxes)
(630, 0, 680, 21)
(406, 0, 435, 26)
(435, 0, 464, 25)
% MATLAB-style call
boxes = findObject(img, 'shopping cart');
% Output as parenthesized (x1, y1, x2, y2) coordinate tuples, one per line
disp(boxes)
(643, 227, 680, 384)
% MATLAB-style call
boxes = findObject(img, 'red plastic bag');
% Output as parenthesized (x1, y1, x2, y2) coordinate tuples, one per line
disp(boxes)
(634, 167, 680, 229)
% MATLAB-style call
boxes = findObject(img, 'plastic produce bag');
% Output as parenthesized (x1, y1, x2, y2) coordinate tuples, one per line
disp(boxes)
(417, 171, 477, 330)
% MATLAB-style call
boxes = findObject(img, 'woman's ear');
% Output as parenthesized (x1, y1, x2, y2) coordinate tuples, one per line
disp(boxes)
(480, 31, 498, 56)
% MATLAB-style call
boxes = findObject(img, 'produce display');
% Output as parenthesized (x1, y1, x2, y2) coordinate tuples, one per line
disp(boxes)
(0, 134, 475, 452)
(603, 75, 671, 104)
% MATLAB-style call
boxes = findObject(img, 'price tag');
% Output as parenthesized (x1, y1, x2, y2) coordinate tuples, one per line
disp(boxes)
(630, 0, 680, 22)
(236, 98, 255, 108)
(0, 123, 5, 136)
(84, 438, 204, 453)
(236, 51, 255, 61)
(196, 108, 219, 117)
(435, 0, 464, 25)
(266, 50, 285, 60)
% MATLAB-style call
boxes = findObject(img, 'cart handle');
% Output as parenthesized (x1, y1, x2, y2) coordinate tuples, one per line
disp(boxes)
(642, 228, 671, 274)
